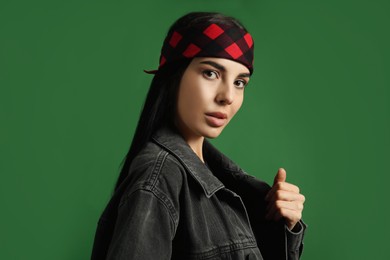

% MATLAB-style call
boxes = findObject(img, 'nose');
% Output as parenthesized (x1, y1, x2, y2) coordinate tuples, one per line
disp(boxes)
(215, 81, 234, 105)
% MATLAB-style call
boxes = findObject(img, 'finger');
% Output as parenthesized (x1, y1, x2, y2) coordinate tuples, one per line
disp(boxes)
(266, 198, 304, 215)
(276, 208, 302, 229)
(273, 168, 287, 185)
(266, 203, 302, 225)
(275, 200, 304, 211)
(267, 190, 305, 204)
(266, 200, 287, 221)
(265, 182, 301, 201)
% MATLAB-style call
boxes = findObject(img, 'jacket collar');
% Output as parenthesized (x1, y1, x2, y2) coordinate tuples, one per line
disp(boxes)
(152, 127, 238, 198)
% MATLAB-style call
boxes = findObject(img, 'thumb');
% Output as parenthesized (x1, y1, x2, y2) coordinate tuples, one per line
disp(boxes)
(273, 168, 287, 185)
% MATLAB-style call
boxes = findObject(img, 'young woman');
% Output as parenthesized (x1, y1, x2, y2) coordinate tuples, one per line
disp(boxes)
(91, 12, 306, 260)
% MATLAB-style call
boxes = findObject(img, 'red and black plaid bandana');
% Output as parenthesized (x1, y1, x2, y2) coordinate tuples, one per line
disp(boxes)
(145, 22, 254, 74)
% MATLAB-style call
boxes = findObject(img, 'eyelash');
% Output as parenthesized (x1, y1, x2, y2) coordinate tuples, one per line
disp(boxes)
(202, 70, 219, 79)
(235, 80, 247, 89)
(202, 69, 248, 89)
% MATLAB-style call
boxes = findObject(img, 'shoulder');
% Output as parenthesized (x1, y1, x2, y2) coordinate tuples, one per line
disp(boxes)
(120, 141, 187, 204)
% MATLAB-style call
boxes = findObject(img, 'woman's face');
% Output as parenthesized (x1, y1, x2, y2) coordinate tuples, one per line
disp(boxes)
(175, 57, 250, 141)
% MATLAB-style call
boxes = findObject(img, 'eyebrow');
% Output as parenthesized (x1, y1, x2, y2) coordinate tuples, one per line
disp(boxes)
(199, 60, 251, 78)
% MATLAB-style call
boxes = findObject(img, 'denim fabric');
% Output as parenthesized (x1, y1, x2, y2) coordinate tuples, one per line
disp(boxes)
(91, 127, 305, 259)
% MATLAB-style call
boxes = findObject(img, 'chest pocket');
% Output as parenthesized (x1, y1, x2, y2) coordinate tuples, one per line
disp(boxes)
(217, 188, 256, 242)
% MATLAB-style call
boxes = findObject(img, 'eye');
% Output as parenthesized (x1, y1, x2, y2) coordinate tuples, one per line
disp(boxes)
(234, 79, 248, 89)
(202, 70, 219, 80)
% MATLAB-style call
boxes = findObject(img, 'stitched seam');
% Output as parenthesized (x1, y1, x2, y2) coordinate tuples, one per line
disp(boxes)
(185, 239, 258, 259)
(119, 188, 177, 237)
(117, 149, 166, 207)
(148, 150, 168, 189)
(119, 150, 179, 230)
(146, 150, 180, 229)
(150, 187, 178, 236)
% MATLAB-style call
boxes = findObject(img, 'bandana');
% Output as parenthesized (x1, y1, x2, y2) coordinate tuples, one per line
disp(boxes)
(145, 22, 254, 74)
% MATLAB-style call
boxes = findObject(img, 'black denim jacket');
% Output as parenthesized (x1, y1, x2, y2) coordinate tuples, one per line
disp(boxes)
(91, 127, 306, 259)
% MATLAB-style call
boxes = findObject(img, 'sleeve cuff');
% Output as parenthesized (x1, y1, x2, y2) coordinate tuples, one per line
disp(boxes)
(285, 220, 307, 252)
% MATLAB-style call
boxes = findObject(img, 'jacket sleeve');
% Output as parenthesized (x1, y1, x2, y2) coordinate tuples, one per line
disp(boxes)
(285, 221, 306, 259)
(106, 189, 175, 260)
(238, 175, 306, 260)
(252, 219, 306, 260)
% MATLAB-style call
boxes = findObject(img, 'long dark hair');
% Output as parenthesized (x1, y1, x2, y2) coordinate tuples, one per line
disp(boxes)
(114, 12, 248, 191)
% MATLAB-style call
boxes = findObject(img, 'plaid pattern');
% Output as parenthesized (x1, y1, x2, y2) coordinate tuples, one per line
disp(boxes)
(146, 23, 254, 74)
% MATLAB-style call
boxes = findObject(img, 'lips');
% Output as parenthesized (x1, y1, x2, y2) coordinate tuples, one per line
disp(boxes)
(205, 112, 227, 127)
(206, 112, 227, 119)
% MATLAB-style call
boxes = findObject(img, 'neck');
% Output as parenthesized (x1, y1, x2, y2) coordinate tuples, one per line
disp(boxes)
(174, 120, 205, 163)
(186, 135, 205, 163)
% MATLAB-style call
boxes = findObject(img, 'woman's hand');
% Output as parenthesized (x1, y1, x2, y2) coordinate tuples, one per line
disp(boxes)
(265, 168, 305, 230)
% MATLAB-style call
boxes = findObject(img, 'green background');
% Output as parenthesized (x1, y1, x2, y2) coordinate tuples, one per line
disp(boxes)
(1, 0, 389, 259)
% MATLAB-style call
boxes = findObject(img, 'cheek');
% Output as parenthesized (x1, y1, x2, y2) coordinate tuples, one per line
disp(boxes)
(231, 93, 244, 115)
(177, 83, 201, 119)
(179, 80, 209, 112)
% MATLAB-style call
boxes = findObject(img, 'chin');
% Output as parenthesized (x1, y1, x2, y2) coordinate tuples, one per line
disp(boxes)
(202, 127, 224, 139)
